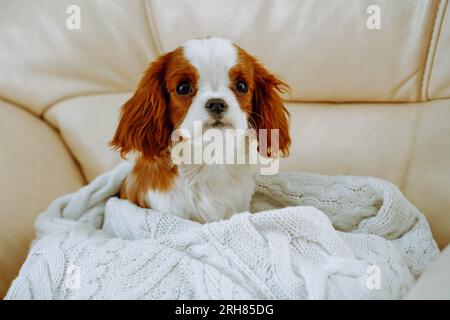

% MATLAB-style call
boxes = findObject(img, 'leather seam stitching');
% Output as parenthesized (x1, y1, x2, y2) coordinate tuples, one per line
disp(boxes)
(425, 0, 448, 100)
(421, 0, 448, 101)
(144, 0, 164, 55)
(399, 106, 424, 191)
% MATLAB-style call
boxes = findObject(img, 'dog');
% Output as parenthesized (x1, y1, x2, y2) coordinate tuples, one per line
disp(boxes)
(111, 37, 291, 223)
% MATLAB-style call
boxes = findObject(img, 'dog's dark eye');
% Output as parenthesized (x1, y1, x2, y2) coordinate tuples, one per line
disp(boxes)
(236, 81, 248, 93)
(176, 81, 193, 96)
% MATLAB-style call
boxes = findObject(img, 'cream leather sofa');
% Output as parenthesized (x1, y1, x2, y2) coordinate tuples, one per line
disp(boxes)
(1, 0, 449, 299)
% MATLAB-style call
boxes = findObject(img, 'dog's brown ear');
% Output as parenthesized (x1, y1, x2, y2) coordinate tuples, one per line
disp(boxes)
(110, 52, 173, 160)
(251, 60, 291, 158)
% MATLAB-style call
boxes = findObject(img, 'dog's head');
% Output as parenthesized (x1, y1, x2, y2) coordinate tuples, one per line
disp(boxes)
(111, 37, 291, 160)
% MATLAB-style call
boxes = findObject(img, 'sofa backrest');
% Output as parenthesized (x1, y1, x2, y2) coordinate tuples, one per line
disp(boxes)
(0, 0, 449, 115)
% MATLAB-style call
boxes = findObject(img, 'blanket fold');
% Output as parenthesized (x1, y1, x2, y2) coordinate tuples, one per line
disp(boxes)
(6, 162, 439, 299)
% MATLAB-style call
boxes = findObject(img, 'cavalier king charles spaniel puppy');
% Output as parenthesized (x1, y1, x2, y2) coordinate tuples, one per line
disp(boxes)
(111, 37, 290, 223)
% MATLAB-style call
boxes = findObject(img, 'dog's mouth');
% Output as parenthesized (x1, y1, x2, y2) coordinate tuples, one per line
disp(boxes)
(205, 118, 233, 129)
(211, 120, 227, 128)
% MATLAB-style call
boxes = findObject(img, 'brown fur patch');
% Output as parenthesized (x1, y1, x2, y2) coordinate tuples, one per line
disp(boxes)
(110, 48, 198, 161)
(120, 154, 178, 208)
(231, 45, 291, 157)
(111, 48, 198, 206)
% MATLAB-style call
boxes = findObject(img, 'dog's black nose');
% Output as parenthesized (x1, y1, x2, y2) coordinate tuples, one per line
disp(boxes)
(205, 98, 228, 114)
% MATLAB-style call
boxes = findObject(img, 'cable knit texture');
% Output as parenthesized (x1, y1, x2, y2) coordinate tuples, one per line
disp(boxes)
(6, 162, 439, 299)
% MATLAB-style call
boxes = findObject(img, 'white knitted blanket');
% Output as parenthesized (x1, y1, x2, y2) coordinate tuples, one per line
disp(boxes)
(6, 162, 439, 300)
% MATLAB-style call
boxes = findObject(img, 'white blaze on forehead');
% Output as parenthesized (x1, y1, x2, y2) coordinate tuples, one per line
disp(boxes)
(182, 37, 237, 91)
(179, 37, 248, 133)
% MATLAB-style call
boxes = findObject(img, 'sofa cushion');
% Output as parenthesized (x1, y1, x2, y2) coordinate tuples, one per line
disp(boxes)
(0, 0, 157, 115)
(44, 94, 450, 249)
(0, 100, 85, 298)
(44, 93, 127, 182)
(147, 0, 444, 102)
(282, 99, 450, 249)
(2, 0, 449, 116)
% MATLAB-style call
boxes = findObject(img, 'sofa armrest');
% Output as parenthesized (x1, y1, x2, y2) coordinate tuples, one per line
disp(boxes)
(406, 245, 450, 299)
(0, 100, 85, 298)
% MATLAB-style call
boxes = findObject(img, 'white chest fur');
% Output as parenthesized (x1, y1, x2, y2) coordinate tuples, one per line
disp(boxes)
(145, 164, 255, 223)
